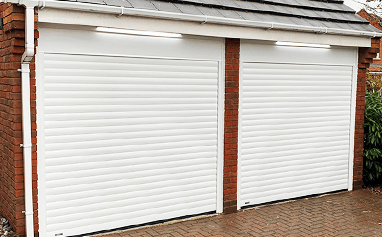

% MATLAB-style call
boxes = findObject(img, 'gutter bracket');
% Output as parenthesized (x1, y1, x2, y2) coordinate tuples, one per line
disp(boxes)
(38, 0, 45, 10)
(17, 66, 31, 73)
(318, 27, 328, 34)
(201, 16, 207, 25)
(20, 143, 32, 148)
(117, 6, 123, 17)
(22, 211, 34, 215)
(266, 23, 274, 31)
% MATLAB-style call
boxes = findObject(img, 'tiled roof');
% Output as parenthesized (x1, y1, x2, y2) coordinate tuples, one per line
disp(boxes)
(64, 0, 382, 34)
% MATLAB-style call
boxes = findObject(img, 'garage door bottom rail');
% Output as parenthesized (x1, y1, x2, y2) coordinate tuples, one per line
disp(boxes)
(71, 211, 216, 237)
(241, 189, 347, 210)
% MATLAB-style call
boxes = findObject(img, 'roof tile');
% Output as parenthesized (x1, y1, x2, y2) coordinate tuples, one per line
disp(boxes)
(198, 0, 221, 5)
(174, 3, 204, 14)
(217, 9, 244, 19)
(126, 0, 157, 10)
(151, 1, 182, 12)
(236, 11, 264, 21)
(215, 0, 241, 8)
(103, 0, 132, 7)
(196, 5, 225, 17)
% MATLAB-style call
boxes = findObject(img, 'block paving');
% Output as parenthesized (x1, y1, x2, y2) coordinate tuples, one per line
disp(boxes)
(93, 189, 382, 237)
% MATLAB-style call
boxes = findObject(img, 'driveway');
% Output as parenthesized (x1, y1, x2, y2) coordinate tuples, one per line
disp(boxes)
(94, 189, 382, 237)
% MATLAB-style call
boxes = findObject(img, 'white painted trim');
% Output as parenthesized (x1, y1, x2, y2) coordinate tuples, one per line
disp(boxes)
(38, 26, 223, 61)
(348, 49, 358, 191)
(216, 41, 225, 213)
(37, 8, 373, 48)
(237, 60, 243, 210)
(241, 40, 358, 66)
(36, 51, 47, 237)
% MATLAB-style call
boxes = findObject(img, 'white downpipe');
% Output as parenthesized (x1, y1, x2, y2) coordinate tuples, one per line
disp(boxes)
(0, 3, 37, 237)
(18, 4, 36, 237)
(0, 4, 37, 237)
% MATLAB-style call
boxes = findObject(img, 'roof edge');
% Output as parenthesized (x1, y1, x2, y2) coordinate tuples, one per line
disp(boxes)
(8, 0, 382, 38)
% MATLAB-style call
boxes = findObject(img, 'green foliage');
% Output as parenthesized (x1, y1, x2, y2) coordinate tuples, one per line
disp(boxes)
(366, 71, 382, 92)
(363, 90, 382, 185)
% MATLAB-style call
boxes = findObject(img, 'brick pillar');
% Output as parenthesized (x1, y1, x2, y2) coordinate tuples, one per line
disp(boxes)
(223, 38, 239, 213)
(354, 37, 380, 190)
(0, 3, 38, 236)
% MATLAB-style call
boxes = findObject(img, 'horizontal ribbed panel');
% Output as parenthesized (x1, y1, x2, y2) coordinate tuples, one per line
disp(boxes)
(43, 53, 219, 237)
(240, 62, 352, 207)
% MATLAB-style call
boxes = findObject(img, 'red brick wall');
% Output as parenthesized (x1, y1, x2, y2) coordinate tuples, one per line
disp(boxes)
(354, 37, 380, 190)
(357, 10, 382, 72)
(0, 3, 38, 236)
(223, 38, 239, 214)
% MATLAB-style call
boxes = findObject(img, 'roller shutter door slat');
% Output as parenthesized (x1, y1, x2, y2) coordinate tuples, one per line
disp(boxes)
(47, 174, 216, 198)
(45, 98, 218, 106)
(45, 111, 216, 121)
(244, 79, 352, 86)
(45, 169, 215, 192)
(242, 154, 348, 169)
(242, 146, 349, 163)
(243, 111, 350, 120)
(45, 91, 217, 99)
(244, 91, 351, 97)
(240, 62, 352, 207)
(44, 77, 218, 85)
(47, 189, 216, 220)
(45, 148, 214, 164)
(43, 53, 219, 237)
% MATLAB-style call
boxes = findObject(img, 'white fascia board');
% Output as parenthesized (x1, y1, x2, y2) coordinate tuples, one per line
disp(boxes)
(37, 7, 372, 47)
(36, 0, 382, 38)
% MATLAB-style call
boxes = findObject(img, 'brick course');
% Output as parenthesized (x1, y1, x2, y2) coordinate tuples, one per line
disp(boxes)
(354, 37, 380, 190)
(223, 38, 239, 214)
(0, 3, 38, 236)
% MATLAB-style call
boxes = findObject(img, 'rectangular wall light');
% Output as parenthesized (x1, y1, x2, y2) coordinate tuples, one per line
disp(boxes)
(275, 41, 331, 48)
(96, 27, 183, 38)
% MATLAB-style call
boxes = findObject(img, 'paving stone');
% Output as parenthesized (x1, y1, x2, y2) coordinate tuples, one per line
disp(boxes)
(93, 189, 382, 237)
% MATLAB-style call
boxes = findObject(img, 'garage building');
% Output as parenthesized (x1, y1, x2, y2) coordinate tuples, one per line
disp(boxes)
(0, 0, 380, 236)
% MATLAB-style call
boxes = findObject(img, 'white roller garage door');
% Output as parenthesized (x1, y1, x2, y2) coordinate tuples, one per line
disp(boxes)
(239, 41, 356, 207)
(37, 27, 223, 237)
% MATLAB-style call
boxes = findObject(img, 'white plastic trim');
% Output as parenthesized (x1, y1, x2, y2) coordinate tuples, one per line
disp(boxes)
(348, 50, 358, 191)
(237, 60, 243, 210)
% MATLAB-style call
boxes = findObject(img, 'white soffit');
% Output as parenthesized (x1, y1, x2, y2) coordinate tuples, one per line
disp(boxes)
(37, 8, 371, 47)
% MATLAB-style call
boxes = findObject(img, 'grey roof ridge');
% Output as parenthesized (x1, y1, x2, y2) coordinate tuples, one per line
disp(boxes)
(39, 0, 382, 37)
(159, 0, 366, 24)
